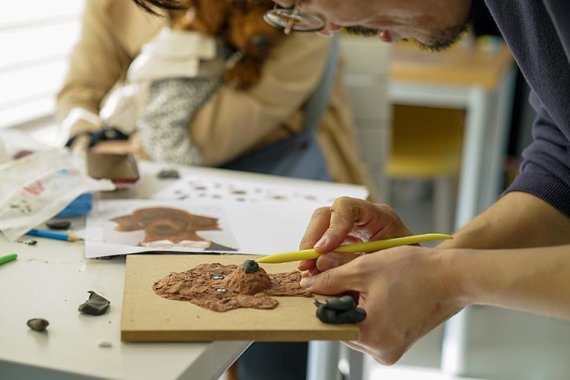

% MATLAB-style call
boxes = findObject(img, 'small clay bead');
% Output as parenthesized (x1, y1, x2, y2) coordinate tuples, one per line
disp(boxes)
(97, 339, 113, 348)
(243, 260, 259, 273)
(27, 318, 49, 332)
(157, 169, 180, 179)
(46, 220, 71, 230)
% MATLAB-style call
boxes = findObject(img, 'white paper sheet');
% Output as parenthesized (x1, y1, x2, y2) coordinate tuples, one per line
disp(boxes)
(86, 174, 369, 258)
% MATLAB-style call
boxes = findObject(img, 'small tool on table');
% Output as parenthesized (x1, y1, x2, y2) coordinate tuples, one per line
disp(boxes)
(256, 233, 453, 264)
(26, 229, 82, 242)
(0, 253, 17, 266)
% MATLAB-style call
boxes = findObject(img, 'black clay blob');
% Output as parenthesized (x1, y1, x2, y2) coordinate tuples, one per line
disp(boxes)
(78, 291, 110, 316)
(156, 169, 180, 179)
(315, 295, 366, 324)
(46, 220, 71, 230)
(243, 260, 260, 273)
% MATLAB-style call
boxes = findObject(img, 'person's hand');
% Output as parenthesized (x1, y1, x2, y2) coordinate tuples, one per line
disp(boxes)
(300, 245, 465, 364)
(299, 197, 412, 274)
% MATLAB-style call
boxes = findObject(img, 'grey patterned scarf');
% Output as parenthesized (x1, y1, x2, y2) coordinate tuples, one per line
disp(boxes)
(138, 77, 221, 165)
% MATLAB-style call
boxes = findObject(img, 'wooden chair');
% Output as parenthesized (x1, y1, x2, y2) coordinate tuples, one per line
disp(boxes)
(386, 104, 464, 233)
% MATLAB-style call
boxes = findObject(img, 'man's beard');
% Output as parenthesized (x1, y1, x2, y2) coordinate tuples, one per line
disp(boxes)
(343, 21, 470, 52)
(343, 26, 379, 37)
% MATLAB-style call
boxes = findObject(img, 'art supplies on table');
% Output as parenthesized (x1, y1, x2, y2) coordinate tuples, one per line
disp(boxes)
(256, 233, 453, 263)
(0, 253, 17, 266)
(0, 150, 114, 241)
(26, 229, 82, 242)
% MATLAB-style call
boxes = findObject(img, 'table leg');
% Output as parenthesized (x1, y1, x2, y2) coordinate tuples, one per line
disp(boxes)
(443, 85, 492, 377)
(440, 308, 470, 375)
(307, 341, 341, 380)
(479, 68, 517, 211)
(454, 86, 490, 230)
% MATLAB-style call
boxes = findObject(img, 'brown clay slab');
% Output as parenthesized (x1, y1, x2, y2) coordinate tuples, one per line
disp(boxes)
(121, 254, 359, 342)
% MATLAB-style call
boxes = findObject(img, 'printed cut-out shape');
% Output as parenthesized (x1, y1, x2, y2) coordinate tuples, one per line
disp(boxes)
(111, 207, 237, 251)
(27, 318, 49, 332)
(314, 295, 366, 324)
(78, 291, 111, 316)
(153, 261, 311, 312)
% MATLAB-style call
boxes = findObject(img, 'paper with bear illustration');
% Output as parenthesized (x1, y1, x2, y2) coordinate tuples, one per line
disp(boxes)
(85, 199, 239, 259)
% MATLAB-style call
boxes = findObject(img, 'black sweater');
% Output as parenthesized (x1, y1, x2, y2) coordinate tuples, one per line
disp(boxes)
(485, 0, 570, 217)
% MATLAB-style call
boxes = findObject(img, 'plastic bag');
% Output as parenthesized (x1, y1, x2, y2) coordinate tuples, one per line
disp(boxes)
(0, 150, 114, 241)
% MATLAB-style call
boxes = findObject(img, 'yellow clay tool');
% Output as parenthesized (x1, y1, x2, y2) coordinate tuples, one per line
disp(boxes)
(255, 233, 452, 264)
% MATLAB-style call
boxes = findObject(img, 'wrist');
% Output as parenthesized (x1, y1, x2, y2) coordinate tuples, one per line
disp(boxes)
(438, 248, 475, 308)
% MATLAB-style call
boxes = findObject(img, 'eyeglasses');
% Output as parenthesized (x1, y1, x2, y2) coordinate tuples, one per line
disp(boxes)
(263, 2, 325, 34)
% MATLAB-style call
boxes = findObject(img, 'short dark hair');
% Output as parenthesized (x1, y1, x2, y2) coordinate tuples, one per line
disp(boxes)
(132, 0, 188, 14)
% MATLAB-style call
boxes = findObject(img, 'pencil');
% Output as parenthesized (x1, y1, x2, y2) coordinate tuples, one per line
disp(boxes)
(255, 233, 453, 264)
(0, 253, 17, 266)
(26, 229, 82, 242)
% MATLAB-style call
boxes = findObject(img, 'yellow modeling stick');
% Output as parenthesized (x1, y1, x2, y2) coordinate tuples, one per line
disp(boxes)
(256, 233, 452, 264)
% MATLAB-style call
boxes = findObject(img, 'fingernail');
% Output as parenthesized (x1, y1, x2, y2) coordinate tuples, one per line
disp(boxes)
(314, 236, 328, 250)
(300, 277, 314, 288)
(318, 255, 339, 271)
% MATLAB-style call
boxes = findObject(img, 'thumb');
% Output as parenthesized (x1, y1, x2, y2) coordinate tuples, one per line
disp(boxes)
(300, 259, 362, 295)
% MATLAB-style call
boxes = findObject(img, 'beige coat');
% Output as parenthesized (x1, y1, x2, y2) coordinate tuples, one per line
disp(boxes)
(57, 0, 375, 194)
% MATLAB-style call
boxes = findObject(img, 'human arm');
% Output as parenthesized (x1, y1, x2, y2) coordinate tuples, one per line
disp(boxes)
(439, 191, 570, 250)
(56, 0, 133, 140)
(298, 190, 570, 273)
(299, 243, 570, 364)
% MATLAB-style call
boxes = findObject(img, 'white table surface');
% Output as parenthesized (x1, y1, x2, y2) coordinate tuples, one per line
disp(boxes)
(0, 235, 248, 380)
(0, 160, 368, 380)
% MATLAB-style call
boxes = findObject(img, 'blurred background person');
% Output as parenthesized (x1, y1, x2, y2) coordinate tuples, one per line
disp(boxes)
(57, 0, 374, 192)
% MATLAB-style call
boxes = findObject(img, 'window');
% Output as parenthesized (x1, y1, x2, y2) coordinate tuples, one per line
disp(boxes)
(0, 0, 84, 128)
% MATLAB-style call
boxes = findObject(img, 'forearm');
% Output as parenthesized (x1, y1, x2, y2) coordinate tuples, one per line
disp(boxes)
(439, 191, 570, 250)
(449, 244, 570, 320)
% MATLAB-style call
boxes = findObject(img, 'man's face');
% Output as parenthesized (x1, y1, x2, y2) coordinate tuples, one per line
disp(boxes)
(273, 0, 472, 50)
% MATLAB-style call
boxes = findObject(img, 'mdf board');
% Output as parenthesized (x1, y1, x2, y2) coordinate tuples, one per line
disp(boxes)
(122, 254, 359, 342)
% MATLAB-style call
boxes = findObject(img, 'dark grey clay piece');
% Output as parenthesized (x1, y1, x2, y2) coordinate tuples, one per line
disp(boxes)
(320, 295, 355, 311)
(157, 169, 180, 179)
(243, 260, 259, 273)
(46, 220, 71, 230)
(27, 318, 49, 332)
(315, 296, 366, 324)
(24, 240, 38, 246)
(78, 291, 110, 316)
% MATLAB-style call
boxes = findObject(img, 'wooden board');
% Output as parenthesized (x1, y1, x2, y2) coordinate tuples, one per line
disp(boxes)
(121, 254, 359, 342)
